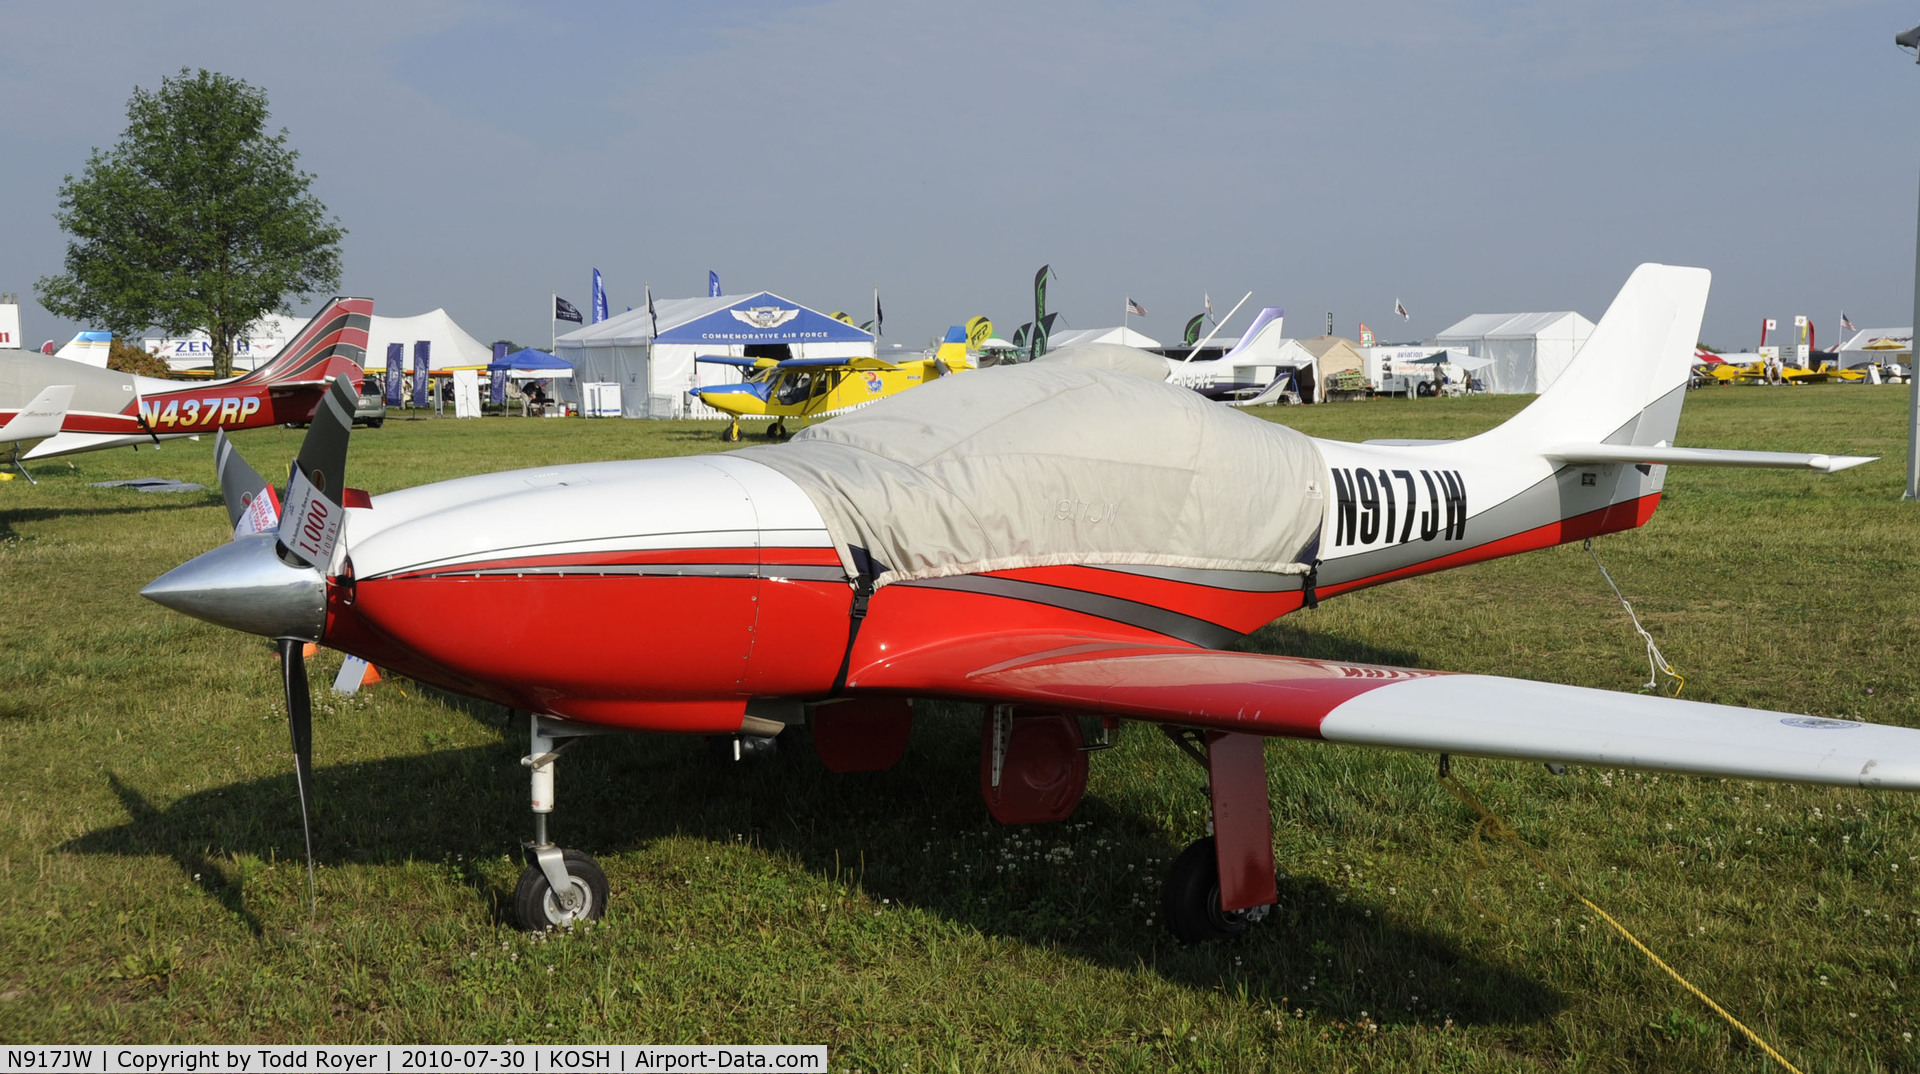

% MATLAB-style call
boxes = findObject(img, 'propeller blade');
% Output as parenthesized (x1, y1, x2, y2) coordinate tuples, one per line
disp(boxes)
(279, 637, 318, 913)
(214, 430, 279, 537)
(275, 377, 359, 569)
(295, 377, 358, 503)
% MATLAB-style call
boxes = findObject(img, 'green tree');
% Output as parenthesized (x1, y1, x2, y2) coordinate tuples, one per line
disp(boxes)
(37, 68, 344, 379)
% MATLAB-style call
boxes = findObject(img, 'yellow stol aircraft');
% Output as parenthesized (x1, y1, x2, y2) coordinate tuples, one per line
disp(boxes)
(1698, 356, 1866, 385)
(692, 326, 974, 441)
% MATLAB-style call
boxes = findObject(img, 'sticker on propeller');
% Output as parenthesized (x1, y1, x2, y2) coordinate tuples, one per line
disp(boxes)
(1780, 716, 1860, 730)
(278, 464, 342, 568)
(234, 485, 281, 538)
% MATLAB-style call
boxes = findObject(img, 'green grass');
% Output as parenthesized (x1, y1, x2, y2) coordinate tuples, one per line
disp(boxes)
(2, 389, 1918, 1071)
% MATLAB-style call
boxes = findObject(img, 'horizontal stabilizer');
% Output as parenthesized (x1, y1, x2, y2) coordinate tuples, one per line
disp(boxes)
(1546, 443, 1876, 473)
(0, 385, 75, 445)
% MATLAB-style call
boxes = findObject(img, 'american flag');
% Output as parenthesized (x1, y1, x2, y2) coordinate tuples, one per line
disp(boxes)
(1125, 297, 1147, 317)
(1842, 312, 1856, 332)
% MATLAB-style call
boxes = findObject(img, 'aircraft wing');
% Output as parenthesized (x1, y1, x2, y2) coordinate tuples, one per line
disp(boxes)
(855, 636, 1920, 789)
(0, 385, 75, 447)
(695, 355, 777, 370)
(776, 356, 901, 372)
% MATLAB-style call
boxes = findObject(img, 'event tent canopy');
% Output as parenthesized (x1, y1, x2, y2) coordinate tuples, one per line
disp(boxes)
(364, 309, 493, 374)
(1434, 310, 1594, 394)
(557, 291, 874, 418)
(493, 348, 574, 378)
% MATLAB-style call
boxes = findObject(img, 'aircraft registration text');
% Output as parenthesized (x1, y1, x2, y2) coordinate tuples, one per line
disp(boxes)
(1330, 467, 1467, 548)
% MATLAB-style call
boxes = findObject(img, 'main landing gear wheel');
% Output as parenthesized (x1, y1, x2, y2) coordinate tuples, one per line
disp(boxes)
(1162, 836, 1267, 944)
(765, 421, 788, 440)
(513, 848, 608, 930)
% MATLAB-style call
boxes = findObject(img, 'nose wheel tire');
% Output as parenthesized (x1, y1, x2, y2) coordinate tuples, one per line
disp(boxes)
(1162, 836, 1267, 943)
(512, 848, 608, 930)
(723, 421, 742, 442)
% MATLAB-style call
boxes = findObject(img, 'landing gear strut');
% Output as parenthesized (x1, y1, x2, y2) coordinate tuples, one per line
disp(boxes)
(513, 714, 609, 930)
(1160, 729, 1276, 943)
(723, 420, 742, 443)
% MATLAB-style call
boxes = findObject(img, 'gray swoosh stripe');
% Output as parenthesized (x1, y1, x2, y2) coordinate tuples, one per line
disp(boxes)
(899, 574, 1240, 648)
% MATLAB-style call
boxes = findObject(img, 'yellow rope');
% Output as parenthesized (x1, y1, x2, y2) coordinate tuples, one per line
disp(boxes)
(1437, 766, 1803, 1074)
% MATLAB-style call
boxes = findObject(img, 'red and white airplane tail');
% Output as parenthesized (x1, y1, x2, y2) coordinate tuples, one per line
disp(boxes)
(231, 298, 372, 392)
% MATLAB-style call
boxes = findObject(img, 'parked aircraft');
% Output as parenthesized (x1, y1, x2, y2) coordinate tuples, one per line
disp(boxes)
(690, 326, 972, 441)
(38, 331, 113, 367)
(0, 385, 76, 481)
(1700, 358, 1866, 385)
(0, 299, 369, 472)
(143, 265, 1909, 942)
(1163, 306, 1288, 397)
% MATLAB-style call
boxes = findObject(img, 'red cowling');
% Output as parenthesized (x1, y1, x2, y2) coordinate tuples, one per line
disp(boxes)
(812, 697, 913, 772)
(979, 710, 1087, 825)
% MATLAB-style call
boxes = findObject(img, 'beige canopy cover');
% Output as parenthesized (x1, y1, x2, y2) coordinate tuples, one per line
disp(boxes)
(739, 344, 1327, 588)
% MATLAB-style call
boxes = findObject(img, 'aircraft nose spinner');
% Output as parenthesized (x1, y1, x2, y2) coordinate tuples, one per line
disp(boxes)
(140, 531, 326, 640)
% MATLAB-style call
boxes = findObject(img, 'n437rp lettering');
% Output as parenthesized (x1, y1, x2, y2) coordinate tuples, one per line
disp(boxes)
(138, 395, 263, 428)
(1330, 467, 1467, 548)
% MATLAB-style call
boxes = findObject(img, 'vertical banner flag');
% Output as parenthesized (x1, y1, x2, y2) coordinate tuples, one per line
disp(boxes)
(1359, 323, 1375, 346)
(1031, 264, 1049, 360)
(592, 269, 609, 324)
(1183, 314, 1205, 347)
(1326, 312, 1334, 336)
(1035, 312, 1058, 359)
(1011, 323, 1031, 351)
(489, 342, 508, 406)
(384, 343, 404, 406)
(412, 341, 431, 408)
(646, 284, 659, 339)
(1395, 299, 1409, 320)
(708, 271, 722, 298)
(965, 316, 992, 347)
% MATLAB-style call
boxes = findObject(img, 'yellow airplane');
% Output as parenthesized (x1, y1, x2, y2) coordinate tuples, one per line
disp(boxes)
(692, 326, 974, 441)
(1699, 357, 1866, 385)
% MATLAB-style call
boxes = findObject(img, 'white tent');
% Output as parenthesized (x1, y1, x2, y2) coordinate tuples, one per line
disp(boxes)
(555, 292, 875, 419)
(1434, 311, 1594, 394)
(1047, 325, 1162, 350)
(1835, 328, 1911, 368)
(363, 309, 493, 373)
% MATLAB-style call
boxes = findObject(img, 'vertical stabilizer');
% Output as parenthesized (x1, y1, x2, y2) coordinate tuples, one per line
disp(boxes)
(1475, 264, 1709, 451)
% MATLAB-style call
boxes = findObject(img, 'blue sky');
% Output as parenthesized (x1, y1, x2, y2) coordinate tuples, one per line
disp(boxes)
(2, 1, 1915, 351)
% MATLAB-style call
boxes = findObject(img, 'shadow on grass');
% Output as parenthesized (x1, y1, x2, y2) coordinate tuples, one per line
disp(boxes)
(66, 704, 1557, 1028)
(0, 500, 217, 539)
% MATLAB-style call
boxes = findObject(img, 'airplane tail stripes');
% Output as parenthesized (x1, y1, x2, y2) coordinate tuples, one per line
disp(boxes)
(234, 298, 373, 390)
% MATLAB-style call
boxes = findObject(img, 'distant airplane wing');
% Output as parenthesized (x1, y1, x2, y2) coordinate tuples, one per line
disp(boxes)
(851, 636, 1920, 789)
(0, 385, 76, 448)
(776, 356, 901, 371)
(694, 355, 777, 370)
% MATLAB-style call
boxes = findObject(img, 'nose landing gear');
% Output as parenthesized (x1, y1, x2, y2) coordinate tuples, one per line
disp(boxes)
(514, 714, 609, 930)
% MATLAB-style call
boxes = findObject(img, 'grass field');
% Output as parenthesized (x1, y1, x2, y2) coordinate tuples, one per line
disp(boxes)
(1, 385, 1917, 1071)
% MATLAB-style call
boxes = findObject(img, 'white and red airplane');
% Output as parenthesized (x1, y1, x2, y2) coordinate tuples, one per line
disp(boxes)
(143, 265, 1912, 939)
(0, 299, 368, 478)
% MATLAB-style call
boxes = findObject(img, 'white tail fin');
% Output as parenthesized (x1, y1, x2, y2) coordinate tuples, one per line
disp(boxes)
(0, 384, 75, 445)
(1476, 264, 1710, 451)
(54, 331, 113, 368)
